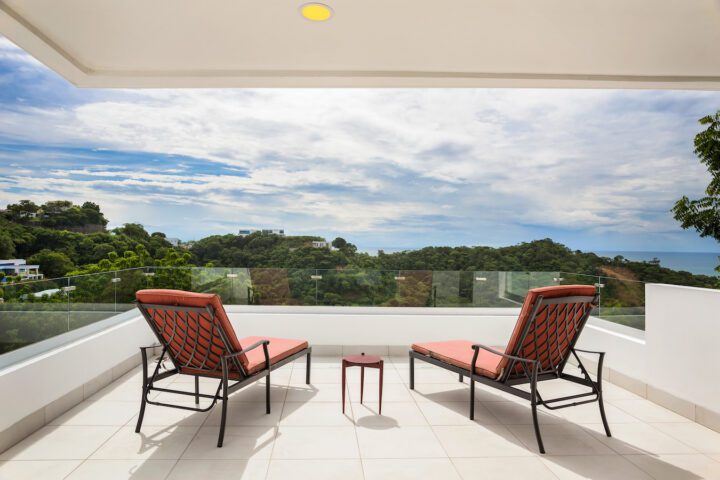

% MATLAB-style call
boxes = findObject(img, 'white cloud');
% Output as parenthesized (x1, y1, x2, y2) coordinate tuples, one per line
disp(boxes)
(0, 36, 718, 249)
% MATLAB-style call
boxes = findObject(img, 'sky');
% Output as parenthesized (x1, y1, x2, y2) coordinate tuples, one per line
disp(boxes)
(0, 36, 719, 254)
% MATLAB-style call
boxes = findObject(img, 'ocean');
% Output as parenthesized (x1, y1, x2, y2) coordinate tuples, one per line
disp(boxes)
(595, 251, 720, 276)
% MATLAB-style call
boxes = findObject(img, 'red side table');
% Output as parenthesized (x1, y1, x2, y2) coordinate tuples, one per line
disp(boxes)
(342, 353, 384, 414)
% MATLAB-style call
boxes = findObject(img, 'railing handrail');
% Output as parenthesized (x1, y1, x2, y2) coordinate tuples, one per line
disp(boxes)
(0, 266, 650, 287)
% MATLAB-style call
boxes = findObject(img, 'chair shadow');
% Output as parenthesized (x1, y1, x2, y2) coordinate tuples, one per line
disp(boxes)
(410, 378, 705, 479)
(129, 365, 312, 479)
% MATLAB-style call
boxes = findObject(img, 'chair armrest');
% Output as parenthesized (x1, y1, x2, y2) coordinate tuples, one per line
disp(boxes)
(224, 339, 271, 373)
(139, 344, 161, 351)
(573, 348, 605, 357)
(224, 339, 270, 359)
(471, 344, 538, 365)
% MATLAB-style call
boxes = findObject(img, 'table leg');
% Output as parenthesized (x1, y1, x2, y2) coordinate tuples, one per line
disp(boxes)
(379, 361, 384, 415)
(342, 361, 347, 413)
(360, 366, 365, 404)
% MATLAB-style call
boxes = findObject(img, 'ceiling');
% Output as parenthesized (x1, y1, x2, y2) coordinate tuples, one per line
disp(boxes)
(1, 0, 720, 89)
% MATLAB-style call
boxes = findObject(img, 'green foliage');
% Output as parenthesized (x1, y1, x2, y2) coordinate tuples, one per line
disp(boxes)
(673, 111, 720, 270)
(27, 250, 75, 278)
(3, 200, 108, 230)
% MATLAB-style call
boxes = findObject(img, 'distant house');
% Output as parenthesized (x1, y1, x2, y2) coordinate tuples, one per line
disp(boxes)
(166, 237, 181, 247)
(311, 241, 329, 249)
(0, 259, 44, 280)
(239, 228, 285, 237)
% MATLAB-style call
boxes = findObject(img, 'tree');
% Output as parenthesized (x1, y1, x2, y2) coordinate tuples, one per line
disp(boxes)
(673, 111, 720, 270)
(28, 250, 75, 278)
(0, 231, 14, 258)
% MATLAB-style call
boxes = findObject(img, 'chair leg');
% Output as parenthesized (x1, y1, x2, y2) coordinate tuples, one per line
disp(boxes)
(266, 372, 271, 414)
(530, 366, 545, 454)
(194, 375, 200, 405)
(218, 360, 229, 448)
(598, 388, 612, 437)
(135, 348, 149, 433)
(469, 378, 475, 420)
(409, 353, 415, 390)
(306, 350, 312, 384)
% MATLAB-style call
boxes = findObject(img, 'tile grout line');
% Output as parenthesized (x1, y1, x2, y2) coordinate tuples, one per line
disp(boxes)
(264, 359, 295, 480)
(403, 358, 464, 479)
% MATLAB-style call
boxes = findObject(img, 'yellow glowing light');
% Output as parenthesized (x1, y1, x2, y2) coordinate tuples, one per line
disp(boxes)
(301, 3, 333, 21)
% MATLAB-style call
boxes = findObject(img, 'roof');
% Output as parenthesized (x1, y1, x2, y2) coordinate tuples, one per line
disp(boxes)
(1, 0, 719, 89)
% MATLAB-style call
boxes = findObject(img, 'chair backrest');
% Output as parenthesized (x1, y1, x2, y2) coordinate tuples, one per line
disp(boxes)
(135, 289, 249, 376)
(501, 285, 598, 381)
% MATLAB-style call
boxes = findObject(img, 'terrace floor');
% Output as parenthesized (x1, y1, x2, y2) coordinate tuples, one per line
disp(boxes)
(1, 355, 720, 480)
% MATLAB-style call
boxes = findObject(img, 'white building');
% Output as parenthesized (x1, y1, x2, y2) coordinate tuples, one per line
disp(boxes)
(238, 229, 285, 237)
(166, 237, 181, 247)
(311, 240, 329, 249)
(0, 259, 44, 280)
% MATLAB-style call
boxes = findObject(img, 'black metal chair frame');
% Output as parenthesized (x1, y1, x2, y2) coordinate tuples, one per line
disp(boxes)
(135, 302, 312, 447)
(409, 293, 611, 454)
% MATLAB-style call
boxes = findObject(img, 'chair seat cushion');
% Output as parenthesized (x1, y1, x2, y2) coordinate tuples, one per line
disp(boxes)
(180, 336, 308, 379)
(242, 336, 309, 375)
(411, 340, 506, 379)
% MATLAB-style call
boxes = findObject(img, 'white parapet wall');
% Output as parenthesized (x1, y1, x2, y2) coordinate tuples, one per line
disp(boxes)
(645, 283, 720, 426)
(0, 312, 155, 451)
(225, 306, 521, 349)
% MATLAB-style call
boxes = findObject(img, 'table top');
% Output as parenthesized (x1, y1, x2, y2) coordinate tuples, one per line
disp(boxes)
(343, 354, 383, 365)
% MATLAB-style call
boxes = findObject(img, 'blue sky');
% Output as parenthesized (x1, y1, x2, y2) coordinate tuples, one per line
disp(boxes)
(1, 36, 719, 253)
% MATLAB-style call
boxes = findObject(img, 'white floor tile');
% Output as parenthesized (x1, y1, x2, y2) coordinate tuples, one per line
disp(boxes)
(90, 425, 198, 460)
(127, 402, 209, 427)
(204, 402, 283, 426)
(166, 459, 269, 480)
(650, 422, 720, 453)
(417, 401, 500, 426)
(541, 454, 653, 479)
(363, 458, 461, 480)
(280, 402, 354, 426)
(0, 460, 81, 480)
(0, 426, 119, 460)
(65, 459, 176, 480)
(285, 383, 345, 403)
(483, 401, 564, 425)
(452, 457, 558, 480)
(583, 423, 697, 455)
(267, 459, 363, 480)
(432, 425, 533, 457)
(348, 382, 414, 403)
(272, 426, 359, 459)
(356, 425, 446, 458)
(507, 424, 615, 456)
(181, 426, 275, 460)
(611, 399, 692, 423)
(625, 453, 720, 480)
(352, 401, 428, 427)
(48, 401, 138, 426)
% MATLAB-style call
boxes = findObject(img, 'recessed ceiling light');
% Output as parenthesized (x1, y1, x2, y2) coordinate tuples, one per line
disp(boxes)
(300, 3, 333, 22)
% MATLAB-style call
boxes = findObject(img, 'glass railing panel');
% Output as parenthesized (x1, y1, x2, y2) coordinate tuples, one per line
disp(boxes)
(315, 269, 383, 306)
(114, 268, 149, 311)
(250, 268, 299, 305)
(149, 266, 192, 292)
(597, 277, 645, 330)
(473, 271, 516, 307)
(431, 270, 474, 307)
(0, 278, 70, 354)
(387, 270, 433, 307)
(189, 267, 233, 303)
(68, 272, 118, 330)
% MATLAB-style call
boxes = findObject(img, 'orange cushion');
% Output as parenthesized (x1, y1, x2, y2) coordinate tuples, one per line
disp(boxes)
(136, 289, 249, 371)
(180, 336, 308, 378)
(412, 340, 506, 379)
(503, 284, 596, 373)
(241, 336, 309, 374)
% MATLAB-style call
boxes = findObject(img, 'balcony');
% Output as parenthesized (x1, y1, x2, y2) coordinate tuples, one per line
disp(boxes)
(1, 269, 719, 479)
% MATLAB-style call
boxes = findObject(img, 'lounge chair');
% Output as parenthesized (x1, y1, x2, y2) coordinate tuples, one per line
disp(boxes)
(409, 284, 610, 453)
(134, 289, 311, 447)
